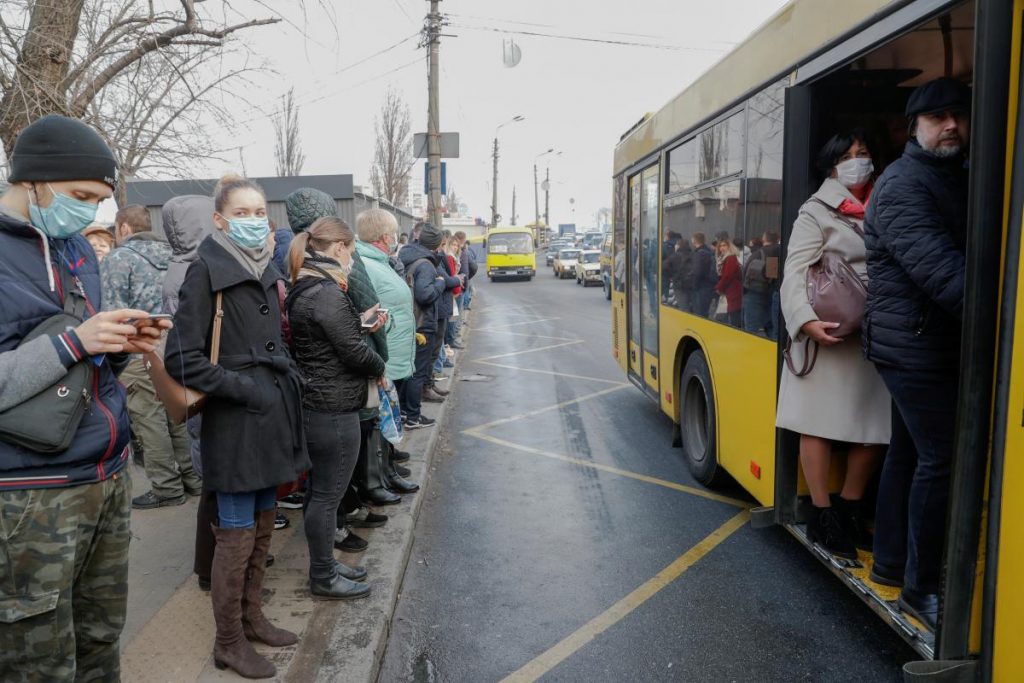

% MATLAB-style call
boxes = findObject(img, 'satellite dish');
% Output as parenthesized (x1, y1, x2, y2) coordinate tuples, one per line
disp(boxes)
(503, 39, 522, 68)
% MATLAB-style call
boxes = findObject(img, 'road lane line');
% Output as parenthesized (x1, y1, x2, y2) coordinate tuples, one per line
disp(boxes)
(464, 430, 748, 508)
(473, 359, 628, 385)
(465, 385, 630, 431)
(499, 509, 751, 683)
(474, 339, 584, 361)
(474, 317, 560, 332)
(475, 330, 579, 342)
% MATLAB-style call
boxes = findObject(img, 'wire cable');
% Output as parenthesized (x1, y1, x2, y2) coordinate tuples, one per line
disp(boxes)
(449, 22, 728, 53)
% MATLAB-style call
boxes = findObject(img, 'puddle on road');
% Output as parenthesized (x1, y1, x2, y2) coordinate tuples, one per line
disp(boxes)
(412, 652, 438, 683)
(459, 373, 494, 382)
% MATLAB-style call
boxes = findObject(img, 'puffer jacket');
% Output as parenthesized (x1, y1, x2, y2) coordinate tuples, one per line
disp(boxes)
(356, 241, 416, 381)
(347, 250, 389, 363)
(399, 241, 446, 334)
(863, 140, 968, 370)
(0, 211, 130, 489)
(286, 258, 386, 413)
(100, 232, 171, 314)
(162, 195, 215, 315)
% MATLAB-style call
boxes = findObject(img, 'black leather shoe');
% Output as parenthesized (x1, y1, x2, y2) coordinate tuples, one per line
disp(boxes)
(806, 506, 857, 560)
(869, 563, 904, 588)
(362, 487, 402, 506)
(395, 464, 412, 478)
(386, 473, 420, 494)
(334, 527, 369, 552)
(334, 560, 367, 582)
(310, 573, 371, 600)
(899, 588, 938, 631)
(198, 575, 211, 592)
(393, 450, 411, 463)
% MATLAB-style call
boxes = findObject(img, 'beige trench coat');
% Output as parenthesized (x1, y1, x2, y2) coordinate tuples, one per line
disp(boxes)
(775, 178, 891, 444)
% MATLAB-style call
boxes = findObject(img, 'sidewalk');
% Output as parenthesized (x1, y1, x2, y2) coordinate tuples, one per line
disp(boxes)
(120, 316, 470, 682)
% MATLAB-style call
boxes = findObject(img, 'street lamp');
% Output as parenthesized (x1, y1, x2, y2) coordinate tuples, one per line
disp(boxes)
(491, 115, 525, 228)
(538, 150, 562, 241)
(533, 148, 557, 244)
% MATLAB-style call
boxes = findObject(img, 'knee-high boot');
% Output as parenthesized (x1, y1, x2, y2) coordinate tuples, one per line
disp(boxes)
(242, 510, 298, 647)
(211, 526, 275, 679)
(360, 423, 401, 506)
(382, 441, 419, 493)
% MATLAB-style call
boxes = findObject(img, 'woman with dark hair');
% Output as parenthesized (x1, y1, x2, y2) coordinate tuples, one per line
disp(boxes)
(166, 175, 309, 679)
(776, 130, 891, 559)
(286, 217, 387, 600)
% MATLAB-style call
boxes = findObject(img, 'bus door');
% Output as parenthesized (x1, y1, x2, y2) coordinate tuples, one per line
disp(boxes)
(626, 164, 661, 397)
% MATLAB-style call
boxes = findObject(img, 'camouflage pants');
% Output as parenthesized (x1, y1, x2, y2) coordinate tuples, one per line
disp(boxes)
(0, 474, 131, 682)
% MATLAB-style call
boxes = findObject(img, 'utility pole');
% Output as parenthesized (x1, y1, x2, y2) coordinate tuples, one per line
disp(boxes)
(511, 185, 517, 226)
(533, 163, 540, 228)
(544, 166, 550, 234)
(491, 137, 499, 228)
(426, 0, 443, 229)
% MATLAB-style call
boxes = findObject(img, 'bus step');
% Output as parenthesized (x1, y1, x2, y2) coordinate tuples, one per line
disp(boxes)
(749, 506, 775, 529)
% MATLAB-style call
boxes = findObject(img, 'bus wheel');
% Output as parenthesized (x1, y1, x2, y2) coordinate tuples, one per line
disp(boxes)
(680, 351, 727, 487)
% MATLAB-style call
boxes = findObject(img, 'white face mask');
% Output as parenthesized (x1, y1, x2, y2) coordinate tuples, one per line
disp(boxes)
(835, 158, 874, 190)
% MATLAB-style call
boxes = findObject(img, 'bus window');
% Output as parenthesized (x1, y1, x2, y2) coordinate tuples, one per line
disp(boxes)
(613, 174, 626, 293)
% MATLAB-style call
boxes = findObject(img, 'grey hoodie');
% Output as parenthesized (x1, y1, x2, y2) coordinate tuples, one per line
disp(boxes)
(162, 195, 215, 314)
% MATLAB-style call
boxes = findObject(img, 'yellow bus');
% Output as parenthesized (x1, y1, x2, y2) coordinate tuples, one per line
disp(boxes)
(611, 0, 1023, 678)
(485, 227, 537, 281)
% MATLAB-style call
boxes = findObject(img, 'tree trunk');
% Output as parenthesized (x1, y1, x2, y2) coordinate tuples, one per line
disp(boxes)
(0, 0, 86, 155)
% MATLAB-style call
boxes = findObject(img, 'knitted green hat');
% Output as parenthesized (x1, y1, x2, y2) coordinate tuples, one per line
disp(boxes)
(285, 188, 336, 233)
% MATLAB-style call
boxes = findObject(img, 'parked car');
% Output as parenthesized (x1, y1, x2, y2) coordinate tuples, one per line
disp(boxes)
(575, 250, 602, 286)
(553, 248, 581, 279)
(599, 233, 613, 300)
(545, 240, 569, 266)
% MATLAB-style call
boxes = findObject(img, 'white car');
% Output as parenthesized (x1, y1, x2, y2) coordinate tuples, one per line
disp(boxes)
(553, 248, 581, 279)
(575, 250, 602, 286)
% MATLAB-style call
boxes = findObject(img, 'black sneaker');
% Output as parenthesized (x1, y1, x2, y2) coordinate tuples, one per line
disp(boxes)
(276, 492, 305, 509)
(131, 491, 186, 510)
(348, 507, 388, 528)
(334, 527, 368, 552)
(274, 513, 290, 530)
(393, 450, 411, 463)
(806, 506, 858, 560)
(405, 415, 436, 429)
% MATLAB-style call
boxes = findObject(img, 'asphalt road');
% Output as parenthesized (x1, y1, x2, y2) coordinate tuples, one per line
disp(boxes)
(379, 260, 915, 683)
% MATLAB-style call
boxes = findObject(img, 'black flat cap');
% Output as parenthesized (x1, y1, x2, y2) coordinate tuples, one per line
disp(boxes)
(906, 77, 972, 118)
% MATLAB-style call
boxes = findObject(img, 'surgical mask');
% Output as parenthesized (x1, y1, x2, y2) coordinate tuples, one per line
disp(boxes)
(835, 158, 874, 189)
(225, 217, 270, 249)
(28, 184, 99, 239)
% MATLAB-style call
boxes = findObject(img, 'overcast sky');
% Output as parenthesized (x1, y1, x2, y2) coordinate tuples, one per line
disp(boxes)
(154, 0, 790, 227)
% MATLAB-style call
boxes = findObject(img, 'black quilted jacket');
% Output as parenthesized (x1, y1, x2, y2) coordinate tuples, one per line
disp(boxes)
(286, 264, 386, 413)
(863, 140, 968, 370)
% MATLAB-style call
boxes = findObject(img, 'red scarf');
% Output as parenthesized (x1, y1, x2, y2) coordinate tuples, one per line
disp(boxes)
(837, 184, 873, 219)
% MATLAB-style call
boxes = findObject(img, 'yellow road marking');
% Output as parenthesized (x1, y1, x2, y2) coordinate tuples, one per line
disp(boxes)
(474, 339, 584, 361)
(466, 385, 630, 431)
(465, 430, 748, 508)
(473, 359, 628, 385)
(500, 509, 751, 683)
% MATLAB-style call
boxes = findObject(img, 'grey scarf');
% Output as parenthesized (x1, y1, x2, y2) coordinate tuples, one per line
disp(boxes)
(212, 228, 271, 281)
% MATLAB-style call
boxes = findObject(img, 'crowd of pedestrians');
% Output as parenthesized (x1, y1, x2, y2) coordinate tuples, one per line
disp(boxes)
(0, 113, 476, 680)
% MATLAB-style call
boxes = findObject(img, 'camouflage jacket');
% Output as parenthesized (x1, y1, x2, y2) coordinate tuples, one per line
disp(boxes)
(100, 232, 172, 314)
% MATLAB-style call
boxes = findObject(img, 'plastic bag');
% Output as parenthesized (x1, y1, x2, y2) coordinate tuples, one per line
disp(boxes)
(378, 381, 404, 445)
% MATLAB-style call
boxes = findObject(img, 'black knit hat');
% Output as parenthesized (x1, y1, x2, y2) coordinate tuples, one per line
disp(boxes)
(8, 115, 118, 189)
(419, 223, 443, 250)
(906, 77, 972, 118)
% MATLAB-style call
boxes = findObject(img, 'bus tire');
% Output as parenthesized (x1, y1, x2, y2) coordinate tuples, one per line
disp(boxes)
(680, 350, 727, 487)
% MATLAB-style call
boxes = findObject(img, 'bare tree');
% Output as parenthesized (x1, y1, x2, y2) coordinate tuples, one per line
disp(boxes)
(273, 88, 305, 177)
(445, 185, 459, 214)
(0, 1, 279, 173)
(369, 86, 412, 207)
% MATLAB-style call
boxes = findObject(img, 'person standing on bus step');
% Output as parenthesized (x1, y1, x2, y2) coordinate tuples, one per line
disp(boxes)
(863, 78, 970, 631)
(690, 232, 716, 317)
(777, 130, 890, 561)
(0, 114, 171, 681)
(166, 175, 310, 678)
(713, 238, 743, 328)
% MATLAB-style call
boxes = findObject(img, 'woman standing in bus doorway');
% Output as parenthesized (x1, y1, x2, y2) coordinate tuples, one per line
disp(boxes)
(776, 130, 891, 560)
(166, 175, 310, 679)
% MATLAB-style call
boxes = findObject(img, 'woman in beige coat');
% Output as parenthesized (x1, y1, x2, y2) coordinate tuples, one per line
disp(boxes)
(776, 130, 891, 560)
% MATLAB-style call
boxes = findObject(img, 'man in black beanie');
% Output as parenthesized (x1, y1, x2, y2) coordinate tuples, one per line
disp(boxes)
(0, 114, 169, 680)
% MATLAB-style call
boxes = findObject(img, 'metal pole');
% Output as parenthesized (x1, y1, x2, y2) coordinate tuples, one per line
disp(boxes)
(427, 0, 443, 229)
(491, 136, 499, 228)
(544, 166, 550, 236)
(511, 185, 517, 226)
(533, 163, 540, 229)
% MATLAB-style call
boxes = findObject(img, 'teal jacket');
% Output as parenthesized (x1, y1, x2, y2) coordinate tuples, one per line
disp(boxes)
(355, 241, 416, 381)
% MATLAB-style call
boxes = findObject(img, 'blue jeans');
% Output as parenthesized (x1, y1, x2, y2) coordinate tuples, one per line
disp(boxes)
(434, 340, 447, 373)
(742, 290, 771, 335)
(216, 487, 277, 529)
(767, 289, 781, 341)
(873, 366, 958, 594)
(462, 286, 473, 311)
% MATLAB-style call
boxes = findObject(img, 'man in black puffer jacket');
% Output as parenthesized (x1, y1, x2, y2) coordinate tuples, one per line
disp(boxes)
(863, 78, 970, 631)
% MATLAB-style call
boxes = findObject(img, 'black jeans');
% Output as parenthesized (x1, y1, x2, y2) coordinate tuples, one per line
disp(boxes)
(873, 366, 959, 594)
(401, 335, 436, 420)
(303, 409, 361, 579)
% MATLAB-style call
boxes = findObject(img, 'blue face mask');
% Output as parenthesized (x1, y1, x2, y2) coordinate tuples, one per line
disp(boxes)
(29, 184, 99, 239)
(226, 216, 270, 249)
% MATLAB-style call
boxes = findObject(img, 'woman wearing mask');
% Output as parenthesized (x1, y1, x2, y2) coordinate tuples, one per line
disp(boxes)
(286, 217, 387, 600)
(714, 239, 743, 328)
(776, 130, 890, 559)
(166, 175, 309, 679)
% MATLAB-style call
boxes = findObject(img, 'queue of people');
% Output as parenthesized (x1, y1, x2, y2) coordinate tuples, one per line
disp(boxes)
(0, 112, 476, 680)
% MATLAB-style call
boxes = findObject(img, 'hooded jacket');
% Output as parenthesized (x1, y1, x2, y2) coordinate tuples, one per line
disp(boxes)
(101, 232, 171, 314)
(162, 195, 215, 315)
(356, 240, 416, 380)
(399, 241, 446, 334)
(0, 210, 130, 489)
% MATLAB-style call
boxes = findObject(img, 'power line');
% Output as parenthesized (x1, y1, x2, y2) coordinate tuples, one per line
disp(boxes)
(449, 22, 728, 53)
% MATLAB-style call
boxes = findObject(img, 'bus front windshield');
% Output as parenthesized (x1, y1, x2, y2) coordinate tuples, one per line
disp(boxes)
(489, 233, 533, 254)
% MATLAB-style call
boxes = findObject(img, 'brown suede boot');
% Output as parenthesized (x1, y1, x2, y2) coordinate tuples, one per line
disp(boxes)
(242, 509, 299, 647)
(211, 526, 276, 679)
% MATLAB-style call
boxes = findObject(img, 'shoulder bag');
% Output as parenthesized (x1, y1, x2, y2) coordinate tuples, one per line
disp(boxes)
(146, 292, 224, 424)
(784, 199, 868, 377)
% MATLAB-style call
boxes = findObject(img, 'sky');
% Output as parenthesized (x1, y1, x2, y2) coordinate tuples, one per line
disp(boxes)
(133, 0, 791, 228)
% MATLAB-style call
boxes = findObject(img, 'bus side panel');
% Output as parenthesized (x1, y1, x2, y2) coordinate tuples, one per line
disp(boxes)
(660, 307, 777, 505)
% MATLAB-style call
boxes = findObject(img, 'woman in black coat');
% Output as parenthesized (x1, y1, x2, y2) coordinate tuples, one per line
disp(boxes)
(166, 176, 309, 679)
(285, 217, 387, 600)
